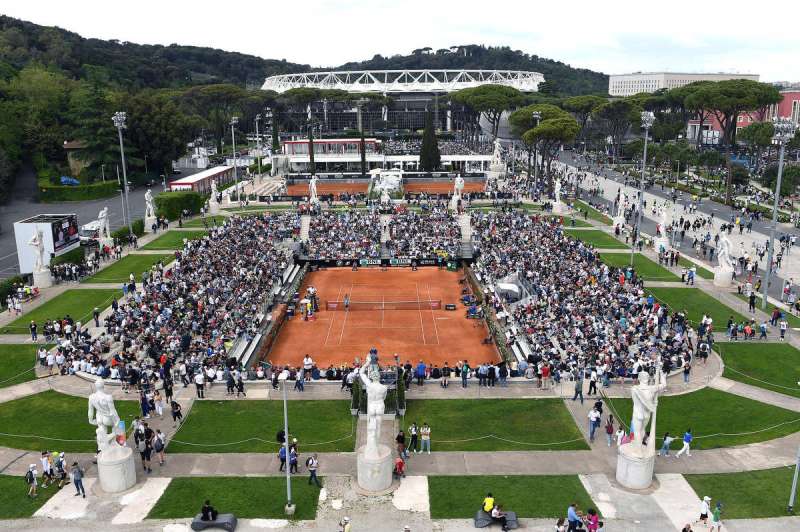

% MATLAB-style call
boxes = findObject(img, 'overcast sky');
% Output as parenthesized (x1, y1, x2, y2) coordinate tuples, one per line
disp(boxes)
(4, 1, 799, 82)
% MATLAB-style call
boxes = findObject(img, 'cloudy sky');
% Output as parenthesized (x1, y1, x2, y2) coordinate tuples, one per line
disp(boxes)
(4, 0, 799, 81)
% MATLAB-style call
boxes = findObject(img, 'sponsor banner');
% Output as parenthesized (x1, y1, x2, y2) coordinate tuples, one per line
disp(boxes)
(358, 259, 382, 266)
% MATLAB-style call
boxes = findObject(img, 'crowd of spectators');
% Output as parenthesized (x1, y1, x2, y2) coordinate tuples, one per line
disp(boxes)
(386, 208, 462, 258)
(304, 211, 382, 259)
(383, 139, 488, 156)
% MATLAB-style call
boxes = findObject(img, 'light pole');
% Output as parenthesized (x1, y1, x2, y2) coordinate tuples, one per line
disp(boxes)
(762, 117, 798, 309)
(531, 111, 541, 190)
(161, 174, 167, 192)
(255, 113, 262, 179)
(632, 111, 655, 266)
(278, 372, 295, 515)
(112, 112, 134, 236)
(789, 444, 800, 513)
(230, 116, 240, 204)
(101, 164, 106, 182)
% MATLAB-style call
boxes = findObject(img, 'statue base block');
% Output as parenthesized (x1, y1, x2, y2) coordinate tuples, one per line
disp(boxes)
(713, 268, 733, 288)
(615, 444, 655, 490)
(97, 446, 137, 493)
(449, 195, 461, 211)
(208, 202, 220, 215)
(32, 269, 52, 289)
(144, 216, 157, 234)
(552, 202, 568, 215)
(357, 444, 393, 493)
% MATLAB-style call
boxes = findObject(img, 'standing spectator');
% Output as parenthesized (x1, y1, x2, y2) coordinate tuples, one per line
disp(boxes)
(587, 406, 601, 443)
(153, 390, 164, 418)
(30, 320, 37, 342)
(278, 446, 287, 472)
(415, 360, 426, 386)
(154, 429, 166, 466)
(307, 453, 321, 487)
(604, 415, 615, 447)
(194, 370, 205, 398)
(170, 400, 183, 428)
(420, 422, 431, 454)
(683, 361, 691, 384)
(289, 446, 299, 474)
(236, 375, 247, 397)
(71, 462, 85, 498)
(572, 370, 584, 404)
(408, 422, 419, 454)
(461, 361, 470, 388)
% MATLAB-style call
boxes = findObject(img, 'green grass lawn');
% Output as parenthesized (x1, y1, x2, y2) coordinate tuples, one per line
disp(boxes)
(1, 289, 120, 335)
(147, 477, 320, 520)
(685, 467, 795, 519)
(605, 387, 800, 450)
(0, 474, 59, 519)
(0, 344, 47, 388)
(677, 256, 714, 280)
(402, 399, 588, 451)
(168, 400, 353, 453)
(0, 390, 139, 452)
(183, 216, 227, 228)
(716, 342, 800, 398)
(564, 229, 627, 249)
(223, 205, 296, 213)
(600, 253, 680, 282)
(733, 293, 800, 329)
(141, 230, 208, 250)
(647, 287, 746, 327)
(83, 253, 173, 284)
(428, 475, 597, 519)
(573, 200, 612, 225)
(553, 216, 592, 228)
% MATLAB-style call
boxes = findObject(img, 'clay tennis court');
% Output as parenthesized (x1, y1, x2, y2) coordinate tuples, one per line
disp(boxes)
(267, 267, 498, 368)
(286, 181, 369, 196)
(404, 180, 486, 194)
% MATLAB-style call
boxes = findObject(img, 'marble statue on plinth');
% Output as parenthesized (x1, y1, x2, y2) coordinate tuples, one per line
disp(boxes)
(88, 379, 136, 492)
(98, 206, 111, 240)
(356, 352, 393, 493)
(144, 189, 157, 233)
(309, 175, 319, 204)
(27, 228, 45, 273)
(552, 178, 566, 214)
(713, 233, 735, 287)
(208, 180, 220, 214)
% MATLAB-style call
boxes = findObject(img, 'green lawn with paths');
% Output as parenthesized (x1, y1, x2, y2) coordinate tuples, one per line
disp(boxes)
(573, 200, 612, 225)
(733, 293, 800, 329)
(564, 229, 627, 249)
(0, 390, 139, 452)
(0, 474, 59, 519)
(428, 475, 597, 519)
(0, 344, 47, 388)
(600, 253, 679, 282)
(83, 253, 173, 284)
(182, 215, 227, 228)
(402, 399, 588, 452)
(147, 477, 320, 520)
(685, 467, 795, 519)
(716, 342, 800, 398)
(647, 287, 746, 326)
(605, 387, 800, 450)
(167, 400, 353, 453)
(2, 289, 120, 334)
(141, 230, 208, 250)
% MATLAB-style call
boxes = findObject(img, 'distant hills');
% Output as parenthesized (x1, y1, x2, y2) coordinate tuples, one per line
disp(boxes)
(0, 16, 608, 95)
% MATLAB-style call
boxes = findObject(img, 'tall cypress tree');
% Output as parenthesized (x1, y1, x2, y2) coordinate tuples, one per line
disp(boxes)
(419, 112, 440, 172)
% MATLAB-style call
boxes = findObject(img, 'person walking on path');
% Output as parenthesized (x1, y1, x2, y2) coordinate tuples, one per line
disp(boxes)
(170, 400, 183, 428)
(780, 318, 788, 340)
(697, 496, 711, 527)
(408, 422, 419, 454)
(71, 462, 86, 498)
(278, 445, 287, 472)
(676, 429, 693, 458)
(572, 370, 584, 404)
(154, 429, 167, 466)
(682, 361, 691, 384)
(289, 446, 299, 474)
(236, 375, 247, 397)
(194, 371, 205, 398)
(307, 453, 321, 487)
(26, 464, 38, 498)
(396, 430, 408, 459)
(420, 422, 431, 454)
(659, 432, 676, 457)
(604, 415, 615, 447)
(588, 406, 601, 443)
(710, 501, 723, 532)
(461, 361, 470, 388)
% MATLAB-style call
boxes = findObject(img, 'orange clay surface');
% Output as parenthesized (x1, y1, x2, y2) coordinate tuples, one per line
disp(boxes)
(404, 181, 485, 194)
(267, 267, 498, 368)
(286, 182, 369, 196)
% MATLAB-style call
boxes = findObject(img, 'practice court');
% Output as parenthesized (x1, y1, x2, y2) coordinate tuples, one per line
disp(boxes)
(404, 180, 485, 195)
(286, 182, 369, 196)
(267, 267, 498, 367)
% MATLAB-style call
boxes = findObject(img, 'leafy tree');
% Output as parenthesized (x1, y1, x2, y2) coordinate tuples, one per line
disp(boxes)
(739, 121, 774, 173)
(181, 84, 247, 152)
(68, 82, 120, 181)
(562, 95, 606, 152)
(125, 91, 192, 178)
(520, 109, 579, 179)
(592, 98, 641, 161)
(761, 163, 800, 197)
(419, 112, 441, 172)
(450, 84, 523, 138)
(271, 114, 280, 153)
(509, 104, 568, 177)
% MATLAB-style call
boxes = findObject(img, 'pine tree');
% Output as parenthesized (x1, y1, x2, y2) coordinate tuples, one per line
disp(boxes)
(419, 112, 440, 172)
(69, 82, 120, 182)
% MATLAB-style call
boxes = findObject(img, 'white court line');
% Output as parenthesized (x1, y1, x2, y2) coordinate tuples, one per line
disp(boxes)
(338, 282, 353, 346)
(324, 284, 344, 346)
(427, 284, 441, 345)
(347, 325, 422, 330)
(416, 282, 427, 345)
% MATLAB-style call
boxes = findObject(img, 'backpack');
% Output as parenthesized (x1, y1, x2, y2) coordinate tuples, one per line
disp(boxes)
(154, 438, 164, 452)
(25, 470, 34, 484)
(305, 457, 313, 468)
(137, 439, 146, 452)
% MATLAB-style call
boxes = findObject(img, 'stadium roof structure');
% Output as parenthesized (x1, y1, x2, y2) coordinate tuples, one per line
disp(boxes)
(261, 69, 544, 94)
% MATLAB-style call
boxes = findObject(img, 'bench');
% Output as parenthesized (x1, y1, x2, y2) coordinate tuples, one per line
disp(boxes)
(474, 509, 519, 529)
(191, 513, 237, 531)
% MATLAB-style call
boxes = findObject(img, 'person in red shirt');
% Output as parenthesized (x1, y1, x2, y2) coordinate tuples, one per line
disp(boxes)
(541, 364, 551, 390)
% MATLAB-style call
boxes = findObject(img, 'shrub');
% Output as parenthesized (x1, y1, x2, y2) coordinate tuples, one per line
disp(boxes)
(38, 181, 118, 202)
(154, 191, 206, 220)
(111, 219, 145, 240)
(0, 275, 24, 309)
(50, 246, 85, 266)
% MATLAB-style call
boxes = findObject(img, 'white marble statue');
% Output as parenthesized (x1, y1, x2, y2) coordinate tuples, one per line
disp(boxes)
(717, 234, 735, 272)
(27, 229, 45, 273)
(144, 189, 155, 219)
(88, 379, 122, 454)
(627, 369, 667, 454)
(359, 360, 387, 458)
(658, 205, 670, 237)
(491, 139, 503, 167)
(210, 180, 219, 203)
(380, 187, 390, 205)
(554, 178, 562, 205)
(98, 206, 110, 239)
(454, 175, 465, 198)
(309, 175, 319, 204)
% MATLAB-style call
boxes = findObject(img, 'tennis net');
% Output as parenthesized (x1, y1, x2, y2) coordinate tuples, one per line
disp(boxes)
(326, 300, 442, 311)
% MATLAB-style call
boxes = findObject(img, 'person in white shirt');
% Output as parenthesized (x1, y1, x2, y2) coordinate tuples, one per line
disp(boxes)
(303, 355, 314, 380)
(194, 372, 205, 398)
(698, 496, 711, 526)
(588, 407, 601, 442)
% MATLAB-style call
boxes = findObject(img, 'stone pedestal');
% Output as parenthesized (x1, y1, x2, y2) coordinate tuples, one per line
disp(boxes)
(713, 267, 733, 288)
(552, 202, 567, 215)
(616, 444, 655, 490)
(144, 216, 157, 234)
(97, 446, 137, 493)
(32, 269, 52, 289)
(490, 163, 505, 175)
(208, 201, 220, 215)
(357, 444, 393, 493)
(449, 195, 461, 212)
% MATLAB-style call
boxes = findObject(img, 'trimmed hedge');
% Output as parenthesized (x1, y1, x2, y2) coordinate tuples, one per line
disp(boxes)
(0, 276, 25, 309)
(38, 181, 118, 202)
(51, 246, 84, 266)
(155, 191, 206, 220)
(111, 219, 145, 240)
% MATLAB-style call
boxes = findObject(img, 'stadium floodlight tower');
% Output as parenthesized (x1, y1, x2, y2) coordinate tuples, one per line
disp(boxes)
(112, 111, 134, 236)
(230, 116, 240, 203)
(632, 111, 655, 267)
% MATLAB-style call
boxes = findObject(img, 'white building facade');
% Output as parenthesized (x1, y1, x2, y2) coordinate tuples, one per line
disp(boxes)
(608, 72, 759, 97)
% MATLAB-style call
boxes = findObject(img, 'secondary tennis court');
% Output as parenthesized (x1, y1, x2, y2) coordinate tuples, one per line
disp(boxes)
(267, 267, 497, 367)
(404, 180, 485, 195)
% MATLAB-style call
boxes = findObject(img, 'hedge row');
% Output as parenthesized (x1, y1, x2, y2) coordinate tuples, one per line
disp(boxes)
(51, 246, 85, 266)
(0, 275, 25, 309)
(111, 219, 145, 240)
(154, 191, 206, 220)
(39, 181, 119, 202)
